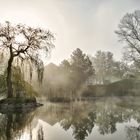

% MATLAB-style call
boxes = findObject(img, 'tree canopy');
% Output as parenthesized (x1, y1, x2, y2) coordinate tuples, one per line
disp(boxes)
(115, 10, 140, 62)
(0, 21, 55, 98)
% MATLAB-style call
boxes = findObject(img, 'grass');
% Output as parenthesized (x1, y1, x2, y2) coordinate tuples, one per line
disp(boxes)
(82, 78, 140, 97)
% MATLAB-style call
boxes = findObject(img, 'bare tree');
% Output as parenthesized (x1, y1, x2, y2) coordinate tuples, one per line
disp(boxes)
(0, 21, 54, 98)
(115, 10, 140, 62)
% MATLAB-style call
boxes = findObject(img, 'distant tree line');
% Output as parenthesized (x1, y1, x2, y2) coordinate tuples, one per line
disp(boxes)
(36, 48, 140, 101)
(89, 50, 135, 85)
(1, 10, 140, 100)
(36, 48, 94, 101)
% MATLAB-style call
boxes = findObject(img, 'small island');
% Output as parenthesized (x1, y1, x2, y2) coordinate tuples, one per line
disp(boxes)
(0, 97, 43, 113)
(0, 22, 54, 111)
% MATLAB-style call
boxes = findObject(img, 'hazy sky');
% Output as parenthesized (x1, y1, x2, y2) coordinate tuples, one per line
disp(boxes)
(0, 0, 140, 64)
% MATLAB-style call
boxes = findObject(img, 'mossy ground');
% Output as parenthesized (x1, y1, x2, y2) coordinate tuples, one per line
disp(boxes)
(0, 97, 43, 113)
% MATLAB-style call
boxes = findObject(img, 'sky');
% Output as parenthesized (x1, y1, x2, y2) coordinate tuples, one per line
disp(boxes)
(0, 0, 140, 64)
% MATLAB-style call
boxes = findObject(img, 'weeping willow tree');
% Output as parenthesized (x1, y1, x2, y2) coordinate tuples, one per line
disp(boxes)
(0, 67, 39, 98)
(0, 21, 54, 98)
(12, 66, 39, 98)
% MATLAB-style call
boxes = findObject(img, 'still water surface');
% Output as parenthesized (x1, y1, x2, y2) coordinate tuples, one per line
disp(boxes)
(0, 97, 140, 140)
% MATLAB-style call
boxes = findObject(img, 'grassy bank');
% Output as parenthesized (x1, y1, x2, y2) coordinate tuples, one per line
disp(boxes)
(82, 79, 140, 97)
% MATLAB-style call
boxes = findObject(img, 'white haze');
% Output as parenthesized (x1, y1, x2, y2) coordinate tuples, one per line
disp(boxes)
(0, 0, 140, 64)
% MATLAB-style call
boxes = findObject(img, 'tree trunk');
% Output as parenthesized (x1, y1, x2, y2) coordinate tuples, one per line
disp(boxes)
(6, 114, 13, 140)
(6, 56, 13, 98)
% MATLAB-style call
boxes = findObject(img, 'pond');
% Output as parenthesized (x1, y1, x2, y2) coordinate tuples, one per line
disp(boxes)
(0, 97, 140, 140)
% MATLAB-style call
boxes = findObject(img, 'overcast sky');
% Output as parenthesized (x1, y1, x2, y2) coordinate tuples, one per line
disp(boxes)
(0, 0, 140, 64)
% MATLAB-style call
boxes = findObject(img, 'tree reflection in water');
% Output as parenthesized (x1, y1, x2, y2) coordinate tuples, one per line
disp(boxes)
(57, 99, 140, 140)
(126, 125, 140, 140)
(37, 125, 44, 140)
(61, 112, 96, 140)
(0, 98, 140, 140)
(0, 110, 35, 140)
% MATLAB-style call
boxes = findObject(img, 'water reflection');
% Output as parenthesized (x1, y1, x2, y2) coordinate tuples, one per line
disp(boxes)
(0, 110, 36, 140)
(37, 125, 44, 140)
(36, 98, 140, 140)
(1, 97, 140, 140)
(126, 125, 140, 140)
(61, 111, 96, 140)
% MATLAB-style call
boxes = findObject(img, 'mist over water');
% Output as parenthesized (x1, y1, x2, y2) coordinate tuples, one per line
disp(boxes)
(0, 1, 140, 140)
(0, 97, 140, 140)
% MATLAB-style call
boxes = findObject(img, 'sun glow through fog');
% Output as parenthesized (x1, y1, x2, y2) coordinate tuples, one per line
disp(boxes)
(0, 0, 139, 65)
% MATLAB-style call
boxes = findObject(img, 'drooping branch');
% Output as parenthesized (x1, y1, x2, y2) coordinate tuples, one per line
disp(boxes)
(0, 21, 55, 98)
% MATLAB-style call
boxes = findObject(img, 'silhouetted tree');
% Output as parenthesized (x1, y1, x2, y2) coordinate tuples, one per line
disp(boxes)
(115, 10, 140, 63)
(0, 21, 54, 98)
